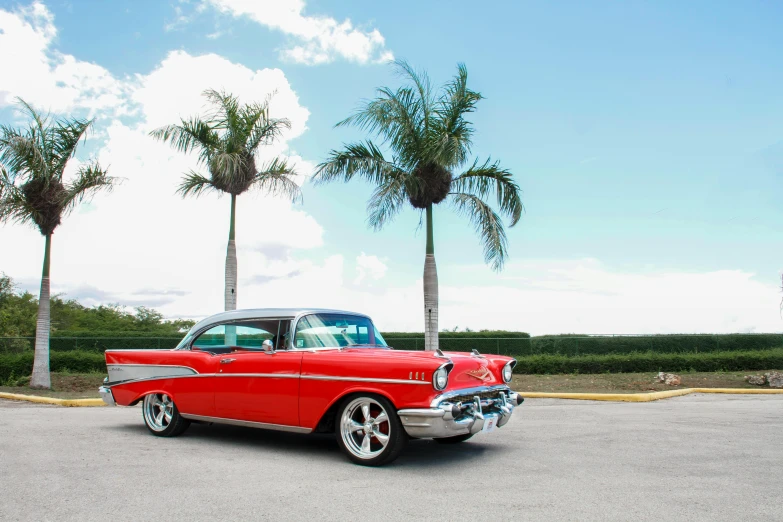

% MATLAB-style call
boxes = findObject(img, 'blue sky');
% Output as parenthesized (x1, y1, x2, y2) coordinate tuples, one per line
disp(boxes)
(0, 0, 781, 334)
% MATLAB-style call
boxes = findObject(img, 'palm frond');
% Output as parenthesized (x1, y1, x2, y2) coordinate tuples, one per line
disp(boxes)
(451, 158, 524, 226)
(15, 98, 51, 166)
(367, 171, 409, 231)
(313, 141, 405, 186)
(0, 165, 39, 229)
(430, 63, 483, 167)
(149, 118, 219, 166)
(177, 171, 216, 198)
(252, 158, 302, 203)
(0, 132, 48, 180)
(449, 192, 508, 271)
(62, 162, 117, 215)
(337, 87, 423, 167)
(247, 116, 291, 153)
(51, 118, 93, 177)
(393, 60, 432, 133)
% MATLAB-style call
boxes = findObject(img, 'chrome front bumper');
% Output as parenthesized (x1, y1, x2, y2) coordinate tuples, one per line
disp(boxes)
(398, 389, 523, 439)
(98, 386, 116, 406)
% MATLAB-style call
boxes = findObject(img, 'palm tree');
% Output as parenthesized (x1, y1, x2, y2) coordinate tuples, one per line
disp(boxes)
(313, 62, 523, 351)
(0, 99, 116, 388)
(151, 90, 301, 336)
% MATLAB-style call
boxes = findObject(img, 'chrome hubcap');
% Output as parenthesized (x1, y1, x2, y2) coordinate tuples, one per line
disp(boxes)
(143, 393, 174, 432)
(340, 398, 390, 459)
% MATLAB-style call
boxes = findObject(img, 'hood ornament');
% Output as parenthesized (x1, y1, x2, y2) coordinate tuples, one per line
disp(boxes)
(465, 367, 492, 382)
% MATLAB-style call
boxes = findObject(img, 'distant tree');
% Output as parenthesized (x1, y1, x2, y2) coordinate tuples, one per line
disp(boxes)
(314, 62, 523, 351)
(151, 90, 301, 335)
(0, 274, 195, 337)
(0, 100, 117, 388)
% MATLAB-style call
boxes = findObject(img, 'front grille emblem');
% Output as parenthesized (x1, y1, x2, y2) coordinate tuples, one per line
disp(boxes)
(465, 367, 491, 382)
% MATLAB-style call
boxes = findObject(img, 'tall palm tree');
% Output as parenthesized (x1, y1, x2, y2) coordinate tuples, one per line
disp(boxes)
(0, 99, 116, 388)
(313, 62, 523, 351)
(151, 90, 301, 336)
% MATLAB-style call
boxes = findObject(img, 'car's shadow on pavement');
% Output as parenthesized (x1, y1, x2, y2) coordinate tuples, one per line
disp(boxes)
(106, 421, 497, 468)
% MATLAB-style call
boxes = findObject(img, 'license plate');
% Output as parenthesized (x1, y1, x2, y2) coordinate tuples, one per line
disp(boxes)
(482, 416, 497, 433)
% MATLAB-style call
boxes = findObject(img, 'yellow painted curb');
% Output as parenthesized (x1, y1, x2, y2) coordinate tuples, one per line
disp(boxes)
(0, 392, 105, 407)
(520, 388, 693, 402)
(520, 387, 783, 402)
(692, 387, 783, 395)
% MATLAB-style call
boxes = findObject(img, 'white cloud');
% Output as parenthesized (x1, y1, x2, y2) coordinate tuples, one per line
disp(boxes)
(1, 3, 779, 338)
(0, 4, 324, 320)
(354, 252, 387, 284)
(434, 259, 782, 335)
(0, 2, 128, 114)
(206, 0, 393, 65)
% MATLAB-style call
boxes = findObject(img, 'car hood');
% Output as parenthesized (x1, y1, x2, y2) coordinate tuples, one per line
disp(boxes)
(337, 348, 508, 388)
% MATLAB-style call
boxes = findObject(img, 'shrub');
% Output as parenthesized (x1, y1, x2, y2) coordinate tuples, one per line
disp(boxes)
(0, 351, 106, 382)
(511, 348, 783, 374)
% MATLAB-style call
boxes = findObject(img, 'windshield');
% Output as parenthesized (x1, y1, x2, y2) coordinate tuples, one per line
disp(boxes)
(293, 313, 387, 349)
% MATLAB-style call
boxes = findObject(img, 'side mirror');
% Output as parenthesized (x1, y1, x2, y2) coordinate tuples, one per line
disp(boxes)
(262, 339, 274, 353)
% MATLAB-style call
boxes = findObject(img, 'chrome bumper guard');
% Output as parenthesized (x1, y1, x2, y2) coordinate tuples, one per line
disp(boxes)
(398, 389, 522, 439)
(98, 385, 116, 406)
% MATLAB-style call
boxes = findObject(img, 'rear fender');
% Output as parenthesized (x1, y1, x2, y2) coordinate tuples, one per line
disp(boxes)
(110, 380, 178, 407)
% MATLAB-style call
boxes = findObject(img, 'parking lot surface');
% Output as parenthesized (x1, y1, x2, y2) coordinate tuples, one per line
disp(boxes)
(1, 394, 780, 521)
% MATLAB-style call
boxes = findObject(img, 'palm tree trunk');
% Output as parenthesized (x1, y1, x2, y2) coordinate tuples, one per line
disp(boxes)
(423, 204, 439, 351)
(225, 195, 238, 346)
(30, 233, 52, 389)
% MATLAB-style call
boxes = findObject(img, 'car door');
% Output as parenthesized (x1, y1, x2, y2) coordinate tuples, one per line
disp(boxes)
(212, 320, 303, 427)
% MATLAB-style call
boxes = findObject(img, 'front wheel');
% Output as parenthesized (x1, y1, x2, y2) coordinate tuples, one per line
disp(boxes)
(142, 393, 190, 437)
(336, 395, 407, 466)
(434, 433, 474, 444)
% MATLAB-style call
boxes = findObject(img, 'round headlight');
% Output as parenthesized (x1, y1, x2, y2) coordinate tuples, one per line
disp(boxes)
(433, 367, 449, 390)
(502, 362, 513, 383)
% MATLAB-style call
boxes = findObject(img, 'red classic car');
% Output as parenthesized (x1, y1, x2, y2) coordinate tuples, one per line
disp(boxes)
(99, 308, 523, 466)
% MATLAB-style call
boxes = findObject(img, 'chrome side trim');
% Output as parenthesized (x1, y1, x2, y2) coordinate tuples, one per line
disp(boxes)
(105, 372, 300, 387)
(107, 364, 198, 383)
(179, 414, 312, 434)
(300, 375, 430, 385)
(214, 373, 299, 379)
(107, 372, 433, 388)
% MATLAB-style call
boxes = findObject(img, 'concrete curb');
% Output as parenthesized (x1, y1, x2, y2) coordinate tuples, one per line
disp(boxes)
(2, 388, 782, 407)
(0, 392, 105, 407)
(520, 387, 783, 402)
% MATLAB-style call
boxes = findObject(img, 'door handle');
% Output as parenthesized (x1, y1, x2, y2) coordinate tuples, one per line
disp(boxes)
(220, 358, 236, 364)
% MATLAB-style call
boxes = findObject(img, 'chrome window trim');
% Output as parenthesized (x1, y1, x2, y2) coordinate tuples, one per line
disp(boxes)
(179, 414, 312, 434)
(105, 349, 171, 353)
(300, 375, 430, 385)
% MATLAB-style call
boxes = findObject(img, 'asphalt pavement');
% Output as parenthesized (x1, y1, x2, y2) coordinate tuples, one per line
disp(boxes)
(1, 394, 781, 521)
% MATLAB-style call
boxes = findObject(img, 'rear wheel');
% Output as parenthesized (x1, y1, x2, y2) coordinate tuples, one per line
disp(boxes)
(434, 433, 475, 444)
(142, 393, 190, 437)
(336, 395, 407, 466)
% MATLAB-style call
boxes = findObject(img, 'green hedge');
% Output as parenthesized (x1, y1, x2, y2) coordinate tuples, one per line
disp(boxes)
(3, 331, 781, 356)
(385, 333, 783, 356)
(512, 348, 783, 374)
(3, 348, 783, 383)
(0, 351, 107, 383)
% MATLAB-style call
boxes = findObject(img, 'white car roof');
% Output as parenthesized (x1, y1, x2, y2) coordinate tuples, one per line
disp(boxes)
(188, 308, 370, 333)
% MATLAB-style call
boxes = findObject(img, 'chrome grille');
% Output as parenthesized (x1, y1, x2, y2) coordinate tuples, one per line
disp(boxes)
(446, 390, 503, 405)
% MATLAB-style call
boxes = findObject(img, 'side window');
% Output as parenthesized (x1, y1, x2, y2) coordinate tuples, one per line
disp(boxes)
(192, 321, 279, 353)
